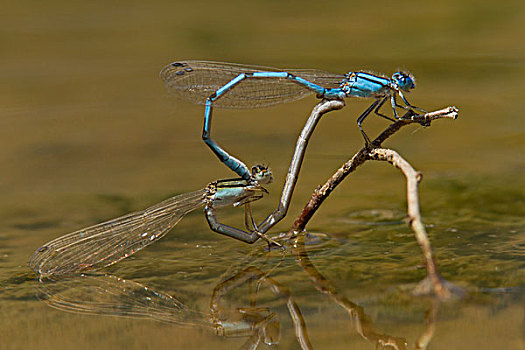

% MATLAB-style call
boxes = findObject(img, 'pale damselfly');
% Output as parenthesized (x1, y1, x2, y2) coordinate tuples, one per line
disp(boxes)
(30, 165, 273, 278)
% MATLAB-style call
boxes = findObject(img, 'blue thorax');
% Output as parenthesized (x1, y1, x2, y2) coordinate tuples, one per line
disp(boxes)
(339, 71, 415, 98)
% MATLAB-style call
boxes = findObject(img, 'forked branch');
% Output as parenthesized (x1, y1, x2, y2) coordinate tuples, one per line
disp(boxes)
(289, 104, 460, 299)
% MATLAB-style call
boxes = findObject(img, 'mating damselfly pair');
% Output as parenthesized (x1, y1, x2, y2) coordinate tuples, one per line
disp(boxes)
(31, 60, 427, 277)
(160, 60, 425, 234)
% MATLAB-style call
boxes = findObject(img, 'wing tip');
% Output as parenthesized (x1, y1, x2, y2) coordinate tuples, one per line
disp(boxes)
(160, 61, 195, 82)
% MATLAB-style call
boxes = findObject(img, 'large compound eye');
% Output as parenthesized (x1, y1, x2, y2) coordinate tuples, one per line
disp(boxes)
(251, 164, 273, 184)
(393, 72, 415, 91)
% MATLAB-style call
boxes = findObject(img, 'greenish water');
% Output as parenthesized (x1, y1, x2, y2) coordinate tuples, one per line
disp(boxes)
(1, 0, 524, 349)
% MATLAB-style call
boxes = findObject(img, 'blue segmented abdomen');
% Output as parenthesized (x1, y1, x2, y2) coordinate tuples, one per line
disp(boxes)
(160, 60, 345, 109)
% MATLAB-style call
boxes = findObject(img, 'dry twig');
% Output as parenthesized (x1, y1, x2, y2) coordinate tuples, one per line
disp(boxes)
(288, 102, 460, 299)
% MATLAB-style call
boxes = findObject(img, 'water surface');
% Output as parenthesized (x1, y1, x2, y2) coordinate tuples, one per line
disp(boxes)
(1, 0, 524, 349)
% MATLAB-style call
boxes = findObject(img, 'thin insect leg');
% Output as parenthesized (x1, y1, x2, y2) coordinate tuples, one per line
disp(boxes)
(390, 95, 400, 118)
(244, 204, 257, 231)
(245, 201, 283, 248)
(357, 99, 381, 146)
(203, 72, 328, 181)
(237, 193, 265, 206)
(392, 93, 427, 117)
(398, 91, 426, 113)
(391, 94, 415, 118)
(373, 96, 395, 122)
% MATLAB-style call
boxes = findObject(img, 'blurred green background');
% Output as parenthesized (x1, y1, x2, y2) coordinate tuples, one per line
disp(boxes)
(1, 0, 523, 349)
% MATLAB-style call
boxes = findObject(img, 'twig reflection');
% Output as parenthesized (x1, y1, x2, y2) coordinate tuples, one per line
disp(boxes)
(36, 242, 440, 349)
(293, 234, 410, 350)
(211, 265, 312, 349)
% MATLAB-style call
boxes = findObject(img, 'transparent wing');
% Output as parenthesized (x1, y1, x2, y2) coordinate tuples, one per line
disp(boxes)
(160, 60, 345, 108)
(30, 189, 207, 277)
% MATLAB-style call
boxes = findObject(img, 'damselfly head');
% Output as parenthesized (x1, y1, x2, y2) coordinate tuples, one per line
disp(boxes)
(392, 72, 416, 92)
(251, 164, 273, 185)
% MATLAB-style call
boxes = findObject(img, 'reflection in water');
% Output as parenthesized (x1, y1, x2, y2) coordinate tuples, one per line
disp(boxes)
(36, 265, 289, 349)
(293, 234, 439, 350)
(211, 262, 311, 349)
(35, 242, 440, 350)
